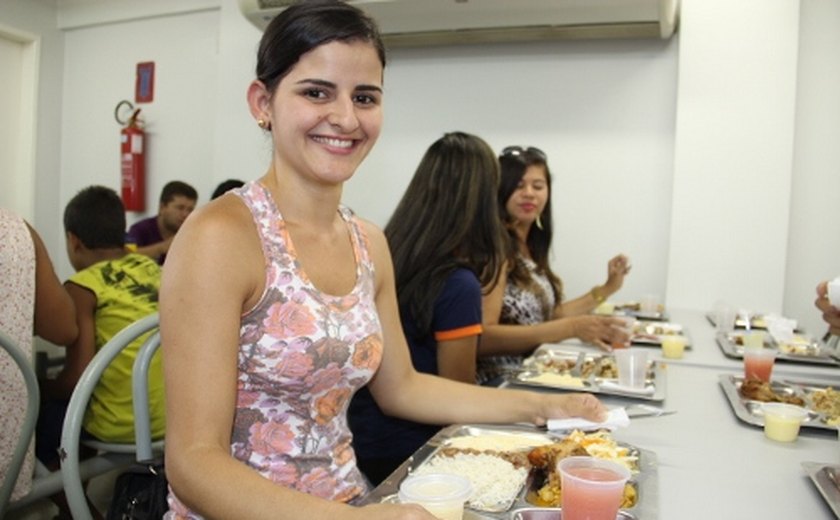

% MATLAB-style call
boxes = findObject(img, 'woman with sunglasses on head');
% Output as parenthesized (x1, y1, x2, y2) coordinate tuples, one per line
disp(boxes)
(476, 146, 632, 384)
(160, 2, 606, 518)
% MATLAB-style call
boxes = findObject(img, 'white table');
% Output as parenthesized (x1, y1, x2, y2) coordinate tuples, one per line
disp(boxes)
(534, 309, 840, 518)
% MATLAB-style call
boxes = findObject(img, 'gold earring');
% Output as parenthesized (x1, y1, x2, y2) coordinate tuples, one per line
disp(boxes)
(535, 216, 544, 230)
(257, 119, 270, 130)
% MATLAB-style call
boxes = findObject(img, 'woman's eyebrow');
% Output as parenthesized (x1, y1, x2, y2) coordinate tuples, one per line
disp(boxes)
(296, 78, 383, 93)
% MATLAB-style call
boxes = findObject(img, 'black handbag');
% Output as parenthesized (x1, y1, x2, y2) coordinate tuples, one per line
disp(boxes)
(106, 459, 168, 520)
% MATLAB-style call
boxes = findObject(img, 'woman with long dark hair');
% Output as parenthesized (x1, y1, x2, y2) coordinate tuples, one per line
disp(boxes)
(477, 146, 631, 384)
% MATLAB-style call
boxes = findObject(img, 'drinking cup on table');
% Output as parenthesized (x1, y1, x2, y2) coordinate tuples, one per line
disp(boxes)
(741, 331, 766, 349)
(762, 403, 809, 442)
(557, 456, 631, 520)
(640, 294, 660, 314)
(743, 347, 776, 382)
(614, 348, 649, 388)
(398, 473, 471, 520)
(610, 316, 635, 349)
(661, 335, 687, 359)
(714, 302, 737, 333)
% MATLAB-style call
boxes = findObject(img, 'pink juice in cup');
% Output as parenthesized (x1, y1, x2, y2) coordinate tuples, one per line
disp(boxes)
(743, 349, 776, 382)
(559, 457, 631, 520)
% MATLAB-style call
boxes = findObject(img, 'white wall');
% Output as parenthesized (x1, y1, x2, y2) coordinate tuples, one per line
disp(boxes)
(3, 0, 840, 338)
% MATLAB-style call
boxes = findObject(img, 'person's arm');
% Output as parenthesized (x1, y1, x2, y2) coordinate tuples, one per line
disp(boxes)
(477, 266, 623, 354)
(161, 202, 431, 520)
(41, 282, 96, 399)
(815, 281, 840, 335)
(557, 254, 631, 318)
(27, 223, 77, 345)
(363, 223, 606, 429)
(131, 237, 172, 262)
(437, 336, 477, 383)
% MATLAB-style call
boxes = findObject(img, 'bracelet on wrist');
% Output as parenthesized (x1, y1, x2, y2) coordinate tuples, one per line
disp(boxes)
(590, 286, 606, 304)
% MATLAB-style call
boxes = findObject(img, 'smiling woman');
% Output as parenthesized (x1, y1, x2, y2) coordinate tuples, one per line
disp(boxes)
(158, 1, 605, 519)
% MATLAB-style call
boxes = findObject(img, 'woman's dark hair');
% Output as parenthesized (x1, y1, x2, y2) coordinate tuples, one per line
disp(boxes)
(385, 132, 505, 338)
(64, 186, 126, 249)
(256, 0, 386, 95)
(498, 150, 563, 307)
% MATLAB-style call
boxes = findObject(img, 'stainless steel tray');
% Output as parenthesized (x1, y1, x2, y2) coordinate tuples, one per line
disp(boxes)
(362, 423, 658, 520)
(802, 462, 840, 519)
(509, 350, 666, 402)
(715, 331, 839, 367)
(705, 311, 770, 330)
(614, 301, 668, 322)
(510, 507, 638, 519)
(718, 374, 839, 432)
(630, 321, 692, 349)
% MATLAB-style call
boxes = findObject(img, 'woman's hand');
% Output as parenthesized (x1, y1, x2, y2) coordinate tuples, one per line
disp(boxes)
(604, 254, 631, 294)
(533, 392, 607, 426)
(815, 281, 840, 335)
(568, 315, 629, 351)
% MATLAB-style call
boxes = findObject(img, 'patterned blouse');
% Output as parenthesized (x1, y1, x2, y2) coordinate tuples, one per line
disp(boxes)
(166, 182, 383, 518)
(0, 209, 36, 501)
(476, 256, 557, 384)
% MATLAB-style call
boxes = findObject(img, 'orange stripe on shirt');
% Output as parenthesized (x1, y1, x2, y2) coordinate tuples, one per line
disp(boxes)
(435, 324, 483, 342)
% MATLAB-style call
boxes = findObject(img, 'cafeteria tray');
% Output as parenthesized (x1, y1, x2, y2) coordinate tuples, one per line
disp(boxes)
(630, 321, 692, 349)
(715, 331, 840, 367)
(705, 311, 770, 330)
(718, 374, 839, 432)
(509, 349, 667, 401)
(802, 462, 840, 519)
(613, 301, 668, 322)
(362, 423, 658, 520)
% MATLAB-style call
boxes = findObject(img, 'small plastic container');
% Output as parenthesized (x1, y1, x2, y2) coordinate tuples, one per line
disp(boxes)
(660, 335, 687, 359)
(398, 473, 472, 520)
(762, 402, 809, 442)
(614, 348, 648, 389)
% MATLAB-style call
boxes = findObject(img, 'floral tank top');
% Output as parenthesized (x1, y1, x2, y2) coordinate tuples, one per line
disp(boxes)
(166, 182, 383, 518)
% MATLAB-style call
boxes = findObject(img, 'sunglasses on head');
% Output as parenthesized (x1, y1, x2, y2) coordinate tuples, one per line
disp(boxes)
(501, 146, 547, 160)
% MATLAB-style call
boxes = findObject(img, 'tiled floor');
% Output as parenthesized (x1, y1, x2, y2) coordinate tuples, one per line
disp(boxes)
(6, 469, 118, 519)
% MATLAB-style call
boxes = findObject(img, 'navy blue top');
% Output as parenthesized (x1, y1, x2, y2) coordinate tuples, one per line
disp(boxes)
(348, 267, 482, 466)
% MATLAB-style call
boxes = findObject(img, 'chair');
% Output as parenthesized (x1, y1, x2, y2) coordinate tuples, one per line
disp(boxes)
(59, 313, 164, 520)
(0, 330, 40, 517)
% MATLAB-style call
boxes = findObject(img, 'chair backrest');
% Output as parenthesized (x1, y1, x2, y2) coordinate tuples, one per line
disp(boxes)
(59, 313, 161, 520)
(0, 330, 40, 517)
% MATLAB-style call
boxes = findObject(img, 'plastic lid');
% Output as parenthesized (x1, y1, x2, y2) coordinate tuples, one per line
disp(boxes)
(762, 402, 809, 420)
(398, 473, 472, 504)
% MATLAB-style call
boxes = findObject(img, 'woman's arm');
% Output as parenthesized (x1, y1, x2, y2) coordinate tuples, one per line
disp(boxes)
(161, 202, 431, 520)
(363, 223, 606, 428)
(41, 283, 95, 399)
(557, 254, 631, 318)
(437, 336, 477, 383)
(28, 222, 77, 345)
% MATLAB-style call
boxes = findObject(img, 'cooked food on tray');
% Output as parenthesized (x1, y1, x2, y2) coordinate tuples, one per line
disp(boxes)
(808, 387, 840, 425)
(525, 353, 618, 379)
(739, 379, 805, 406)
(526, 430, 638, 508)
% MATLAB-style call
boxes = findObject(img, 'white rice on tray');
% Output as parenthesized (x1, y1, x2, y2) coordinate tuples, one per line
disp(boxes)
(412, 452, 528, 510)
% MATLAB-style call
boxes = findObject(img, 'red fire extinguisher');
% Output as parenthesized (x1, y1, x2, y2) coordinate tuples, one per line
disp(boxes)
(119, 104, 146, 212)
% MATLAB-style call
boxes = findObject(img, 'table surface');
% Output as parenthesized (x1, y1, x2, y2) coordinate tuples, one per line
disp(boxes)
(370, 308, 840, 519)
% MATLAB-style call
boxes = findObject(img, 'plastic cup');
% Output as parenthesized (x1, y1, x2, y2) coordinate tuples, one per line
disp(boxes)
(594, 301, 615, 315)
(661, 335, 687, 359)
(610, 316, 635, 349)
(762, 403, 809, 442)
(714, 302, 737, 333)
(614, 348, 649, 388)
(558, 456, 631, 520)
(398, 473, 471, 520)
(743, 348, 776, 382)
(741, 331, 766, 349)
(640, 294, 660, 314)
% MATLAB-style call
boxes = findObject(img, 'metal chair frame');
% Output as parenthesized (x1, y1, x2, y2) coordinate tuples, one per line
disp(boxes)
(59, 313, 164, 520)
(0, 330, 40, 517)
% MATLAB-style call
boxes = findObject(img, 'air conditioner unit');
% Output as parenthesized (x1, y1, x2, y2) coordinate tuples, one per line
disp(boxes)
(238, 0, 680, 47)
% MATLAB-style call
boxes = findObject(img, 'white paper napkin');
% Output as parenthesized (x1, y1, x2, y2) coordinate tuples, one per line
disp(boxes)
(765, 314, 797, 343)
(828, 277, 840, 307)
(546, 407, 630, 432)
(598, 380, 656, 396)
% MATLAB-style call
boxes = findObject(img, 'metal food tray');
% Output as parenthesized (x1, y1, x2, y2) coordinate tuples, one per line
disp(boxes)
(705, 312, 770, 330)
(715, 331, 839, 367)
(362, 423, 658, 520)
(614, 302, 668, 322)
(631, 321, 692, 348)
(802, 462, 840, 519)
(718, 374, 839, 432)
(509, 350, 666, 402)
